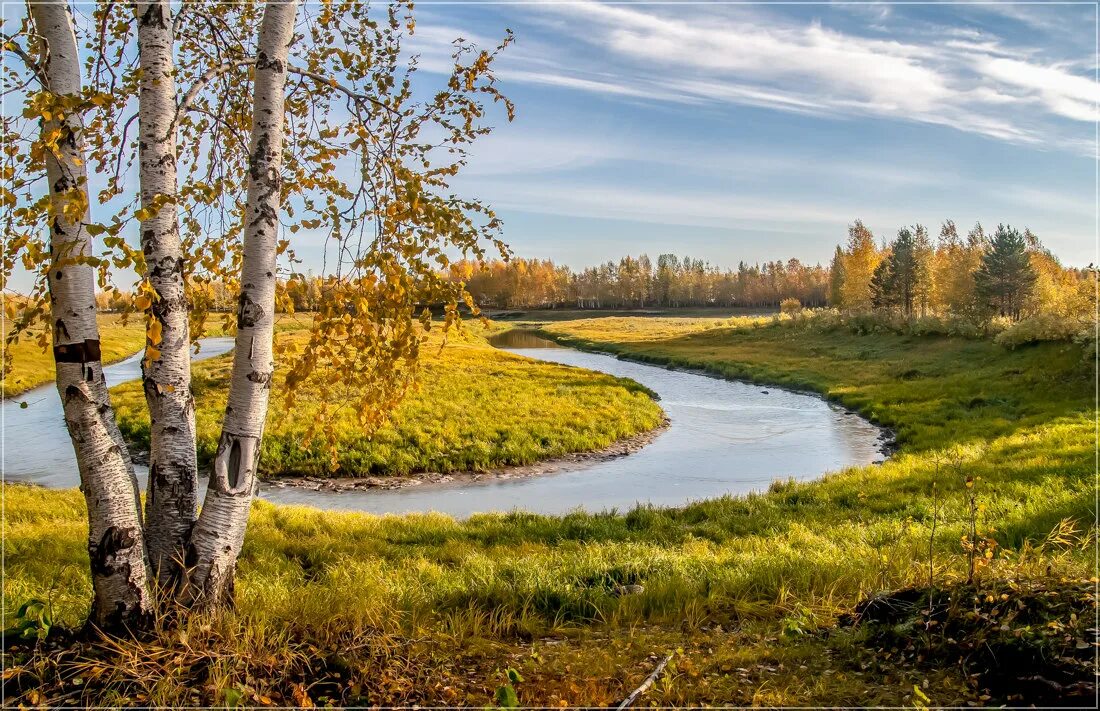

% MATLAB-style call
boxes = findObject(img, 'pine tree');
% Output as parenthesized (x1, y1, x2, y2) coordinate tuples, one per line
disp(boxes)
(876, 228, 918, 315)
(869, 258, 895, 310)
(828, 245, 845, 308)
(974, 224, 1037, 320)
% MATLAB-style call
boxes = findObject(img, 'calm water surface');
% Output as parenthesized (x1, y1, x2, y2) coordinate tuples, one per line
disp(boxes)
(5, 332, 889, 517)
(261, 331, 889, 516)
(3, 338, 235, 489)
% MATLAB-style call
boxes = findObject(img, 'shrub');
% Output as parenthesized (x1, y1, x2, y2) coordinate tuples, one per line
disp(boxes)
(780, 298, 802, 315)
(1073, 327, 1096, 363)
(907, 315, 986, 339)
(993, 313, 1091, 349)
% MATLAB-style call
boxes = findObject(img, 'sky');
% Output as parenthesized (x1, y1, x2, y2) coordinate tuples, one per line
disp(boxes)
(399, 0, 1098, 269)
(3, 0, 1096, 290)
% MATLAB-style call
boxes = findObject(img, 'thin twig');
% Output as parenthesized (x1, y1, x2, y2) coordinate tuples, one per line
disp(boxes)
(617, 652, 674, 709)
(1, 32, 48, 89)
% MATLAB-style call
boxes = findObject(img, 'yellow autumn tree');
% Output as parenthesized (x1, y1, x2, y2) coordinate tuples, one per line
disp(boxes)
(839, 220, 881, 312)
(932, 221, 985, 316)
(1028, 249, 1092, 320)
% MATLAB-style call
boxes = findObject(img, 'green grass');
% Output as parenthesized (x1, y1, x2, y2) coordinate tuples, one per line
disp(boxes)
(110, 323, 663, 476)
(2, 314, 147, 397)
(3, 315, 1094, 705)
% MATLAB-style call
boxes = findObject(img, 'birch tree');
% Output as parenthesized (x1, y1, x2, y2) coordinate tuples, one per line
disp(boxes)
(183, 0, 299, 605)
(9, 1, 153, 631)
(133, 0, 198, 585)
(4, 0, 513, 628)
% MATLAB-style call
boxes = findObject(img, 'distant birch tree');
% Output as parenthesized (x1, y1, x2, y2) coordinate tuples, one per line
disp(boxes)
(839, 219, 881, 312)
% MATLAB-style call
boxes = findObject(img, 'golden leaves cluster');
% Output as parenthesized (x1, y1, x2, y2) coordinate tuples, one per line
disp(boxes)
(4, 1, 512, 466)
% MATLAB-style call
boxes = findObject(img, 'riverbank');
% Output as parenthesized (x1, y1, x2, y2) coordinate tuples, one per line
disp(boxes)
(267, 415, 670, 492)
(3, 317, 1094, 705)
(518, 328, 901, 458)
(1, 315, 147, 398)
(109, 324, 665, 478)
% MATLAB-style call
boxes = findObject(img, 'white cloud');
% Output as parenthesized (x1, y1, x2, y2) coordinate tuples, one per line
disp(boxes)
(496, 0, 1098, 150)
(462, 132, 626, 177)
(979, 58, 1098, 123)
(457, 128, 957, 189)
(476, 178, 911, 232)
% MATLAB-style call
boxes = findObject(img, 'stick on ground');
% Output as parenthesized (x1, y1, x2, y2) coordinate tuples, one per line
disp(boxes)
(617, 652, 675, 709)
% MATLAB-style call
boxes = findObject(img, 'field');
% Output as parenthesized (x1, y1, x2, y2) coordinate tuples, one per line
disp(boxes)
(1, 314, 147, 398)
(109, 323, 663, 476)
(2, 315, 1094, 705)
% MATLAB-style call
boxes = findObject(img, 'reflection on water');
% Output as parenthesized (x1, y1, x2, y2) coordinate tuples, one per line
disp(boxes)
(261, 331, 890, 517)
(7, 330, 890, 519)
(487, 330, 563, 349)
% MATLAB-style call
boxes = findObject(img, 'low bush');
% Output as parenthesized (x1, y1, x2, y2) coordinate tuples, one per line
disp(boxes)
(994, 313, 1093, 349)
(779, 297, 802, 314)
(740, 307, 1087, 347)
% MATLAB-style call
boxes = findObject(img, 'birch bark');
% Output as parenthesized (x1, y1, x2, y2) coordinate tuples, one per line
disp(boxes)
(133, 0, 198, 585)
(28, 0, 151, 629)
(185, 0, 298, 605)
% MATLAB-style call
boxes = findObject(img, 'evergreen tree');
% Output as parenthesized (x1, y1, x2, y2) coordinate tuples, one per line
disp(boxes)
(869, 258, 895, 309)
(828, 245, 845, 307)
(882, 227, 919, 316)
(974, 224, 1036, 320)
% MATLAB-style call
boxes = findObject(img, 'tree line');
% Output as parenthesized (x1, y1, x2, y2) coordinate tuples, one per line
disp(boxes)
(432, 221, 1090, 323)
(444, 254, 830, 310)
(831, 220, 1091, 322)
(99, 224, 1091, 327)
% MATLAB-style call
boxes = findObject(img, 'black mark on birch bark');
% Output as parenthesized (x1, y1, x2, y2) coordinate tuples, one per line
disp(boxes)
(89, 525, 138, 576)
(227, 438, 242, 489)
(139, 4, 168, 29)
(247, 370, 273, 388)
(237, 291, 264, 328)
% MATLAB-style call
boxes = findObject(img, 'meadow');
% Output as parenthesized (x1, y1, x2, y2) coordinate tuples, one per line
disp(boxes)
(3, 313, 1094, 705)
(1, 314, 147, 397)
(109, 323, 663, 476)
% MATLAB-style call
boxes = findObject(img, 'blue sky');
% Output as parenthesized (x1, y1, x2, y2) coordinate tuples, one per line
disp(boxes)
(402, 0, 1097, 268)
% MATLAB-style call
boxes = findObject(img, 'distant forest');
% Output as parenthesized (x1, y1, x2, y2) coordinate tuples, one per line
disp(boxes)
(449, 254, 830, 310)
(444, 220, 1093, 322)
(95, 220, 1092, 323)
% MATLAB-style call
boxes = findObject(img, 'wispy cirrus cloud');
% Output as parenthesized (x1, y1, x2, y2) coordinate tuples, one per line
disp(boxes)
(465, 0, 1098, 151)
(402, 3, 1094, 268)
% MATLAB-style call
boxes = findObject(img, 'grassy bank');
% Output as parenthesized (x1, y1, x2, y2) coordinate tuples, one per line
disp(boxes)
(110, 324, 663, 476)
(2, 314, 147, 398)
(3, 316, 1094, 705)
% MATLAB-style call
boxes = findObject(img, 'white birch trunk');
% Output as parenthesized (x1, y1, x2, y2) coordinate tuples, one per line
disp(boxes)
(185, 0, 298, 605)
(133, 0, 198, 586)
(28, 0, 151, 629)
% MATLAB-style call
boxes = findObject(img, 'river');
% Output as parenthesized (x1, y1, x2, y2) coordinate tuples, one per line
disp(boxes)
(4, 333, 889, 517)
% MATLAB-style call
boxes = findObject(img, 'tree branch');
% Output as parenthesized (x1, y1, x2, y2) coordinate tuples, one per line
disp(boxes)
(2, 33, 48, 89)
(286, 65, 398, 115)
(175, 58, 400, 135)
(173, 57, 255, 136)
